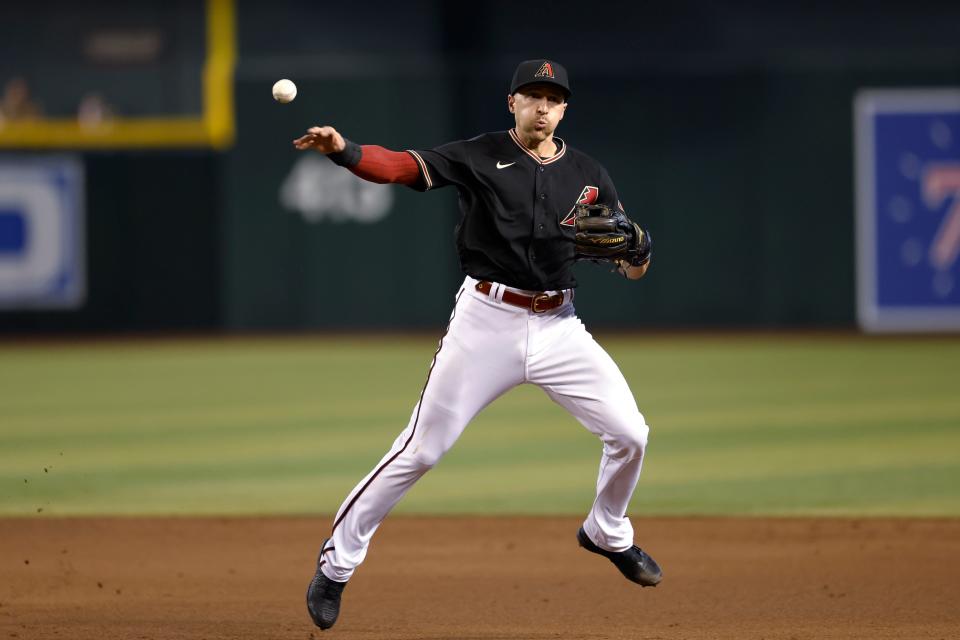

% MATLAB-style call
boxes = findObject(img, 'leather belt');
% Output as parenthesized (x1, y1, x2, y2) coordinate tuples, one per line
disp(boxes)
(475, 280, 565, 313)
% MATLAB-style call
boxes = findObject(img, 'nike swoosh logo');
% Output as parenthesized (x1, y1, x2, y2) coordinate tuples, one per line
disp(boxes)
(496, 161, 516, 169)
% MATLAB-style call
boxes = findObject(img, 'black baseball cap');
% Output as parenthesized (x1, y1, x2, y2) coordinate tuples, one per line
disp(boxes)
(509, 59, 571, 99)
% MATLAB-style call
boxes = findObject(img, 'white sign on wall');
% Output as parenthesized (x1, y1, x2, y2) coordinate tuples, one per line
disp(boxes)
(855, 89, 960, 332)
(279, 154, 394, 224)
(0, 156, 85, 309)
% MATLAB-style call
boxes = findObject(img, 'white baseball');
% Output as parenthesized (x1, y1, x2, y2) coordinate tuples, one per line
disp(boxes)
(272, 79, 297, 103)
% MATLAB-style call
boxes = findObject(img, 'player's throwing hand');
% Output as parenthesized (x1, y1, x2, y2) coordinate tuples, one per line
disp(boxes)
(293, 126, 345, 153)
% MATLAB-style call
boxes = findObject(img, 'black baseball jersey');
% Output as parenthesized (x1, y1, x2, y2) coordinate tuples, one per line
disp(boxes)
(407, 129, 621, 291)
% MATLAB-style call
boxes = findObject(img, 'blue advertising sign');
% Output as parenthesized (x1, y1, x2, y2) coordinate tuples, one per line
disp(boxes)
(0, 156, 85, 309)
(855, 89, 960, 332)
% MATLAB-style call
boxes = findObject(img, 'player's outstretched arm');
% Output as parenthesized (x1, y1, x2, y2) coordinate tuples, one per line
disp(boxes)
(292, 125, 420, 186)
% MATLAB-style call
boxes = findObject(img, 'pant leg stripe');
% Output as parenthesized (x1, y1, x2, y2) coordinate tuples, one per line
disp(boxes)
(330, 287, 465, 533)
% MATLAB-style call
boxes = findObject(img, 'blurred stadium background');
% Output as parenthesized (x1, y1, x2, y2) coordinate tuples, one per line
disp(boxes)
(1, 0, 959, 519)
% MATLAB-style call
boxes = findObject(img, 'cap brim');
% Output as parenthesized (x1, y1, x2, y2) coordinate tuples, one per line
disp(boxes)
(512, 80, 571, 99)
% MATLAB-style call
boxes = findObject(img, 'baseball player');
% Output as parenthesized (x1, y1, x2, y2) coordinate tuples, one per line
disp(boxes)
(294, 59, 659, 631)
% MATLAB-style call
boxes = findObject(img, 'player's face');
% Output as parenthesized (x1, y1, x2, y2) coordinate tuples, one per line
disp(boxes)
(508, 84, 568, 141)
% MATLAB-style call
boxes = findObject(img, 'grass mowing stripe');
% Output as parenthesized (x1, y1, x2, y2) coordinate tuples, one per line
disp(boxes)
(633, 462, 960, 516)
(2, 335, 958, 516)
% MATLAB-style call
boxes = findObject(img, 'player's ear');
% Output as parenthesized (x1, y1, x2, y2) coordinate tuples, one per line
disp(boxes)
(558, 101, 568, 120)
(507, 94, 516, 114)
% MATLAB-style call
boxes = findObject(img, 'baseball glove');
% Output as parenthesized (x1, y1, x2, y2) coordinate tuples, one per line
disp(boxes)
(573, 204, 652, 267)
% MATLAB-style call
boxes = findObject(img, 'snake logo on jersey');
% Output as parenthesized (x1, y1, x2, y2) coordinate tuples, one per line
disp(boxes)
(560, 186, 599, 226)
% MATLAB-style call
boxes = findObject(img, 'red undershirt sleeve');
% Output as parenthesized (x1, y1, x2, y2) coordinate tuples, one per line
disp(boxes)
(349, 145, 420, 186)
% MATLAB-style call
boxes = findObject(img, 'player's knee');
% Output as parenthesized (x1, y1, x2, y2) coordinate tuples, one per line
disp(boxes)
(404, 411, 461, 469)
(615, 420, 649, 459)
(409, 445, 444, 470)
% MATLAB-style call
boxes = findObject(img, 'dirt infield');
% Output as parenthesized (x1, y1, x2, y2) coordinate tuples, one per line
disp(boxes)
(1, 517, 958, 639)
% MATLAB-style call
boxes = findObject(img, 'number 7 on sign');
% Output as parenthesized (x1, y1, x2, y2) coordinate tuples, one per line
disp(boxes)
(923, 164, 960, 271)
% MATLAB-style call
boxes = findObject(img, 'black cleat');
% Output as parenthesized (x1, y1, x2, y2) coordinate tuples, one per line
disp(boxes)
(306, 546, 347, 630)
(577, 526, 663, 587)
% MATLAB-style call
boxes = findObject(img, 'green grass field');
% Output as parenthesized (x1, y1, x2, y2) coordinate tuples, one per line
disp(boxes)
(2, 334, 959, 517)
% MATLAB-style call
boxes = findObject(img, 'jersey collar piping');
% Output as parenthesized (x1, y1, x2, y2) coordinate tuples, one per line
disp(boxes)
(508, 128, 567, 165)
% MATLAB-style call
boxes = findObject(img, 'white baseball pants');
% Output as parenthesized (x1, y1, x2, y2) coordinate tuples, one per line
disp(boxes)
(319, 275, 650, 582)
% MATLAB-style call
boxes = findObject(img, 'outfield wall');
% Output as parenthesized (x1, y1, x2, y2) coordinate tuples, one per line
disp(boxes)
(1, 1, 959, 331)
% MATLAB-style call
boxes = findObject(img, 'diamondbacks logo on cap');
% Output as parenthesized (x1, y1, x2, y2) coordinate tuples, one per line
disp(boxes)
(535, 62, 555, 79)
